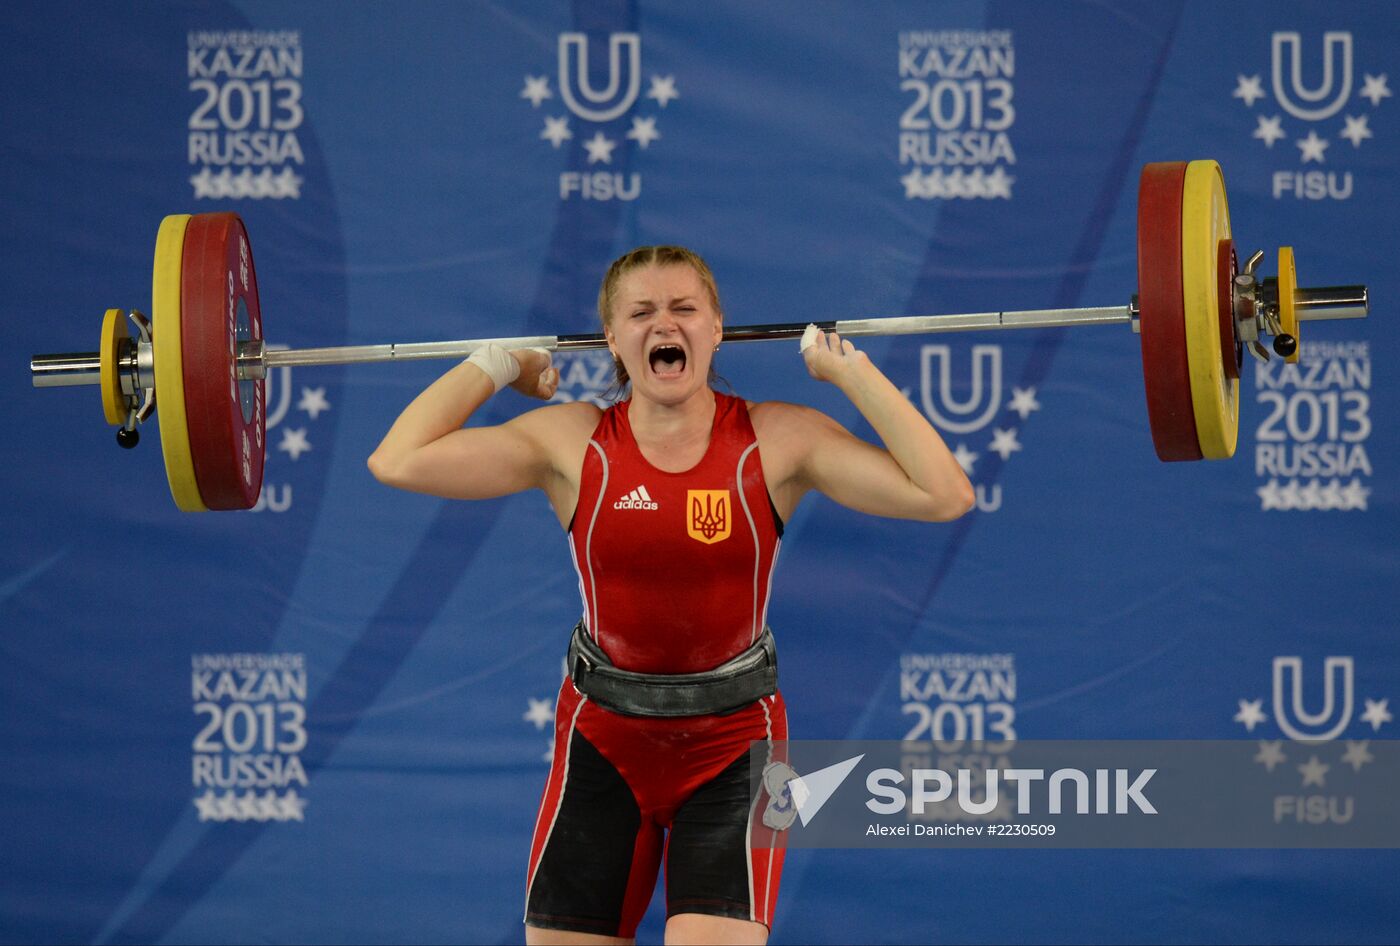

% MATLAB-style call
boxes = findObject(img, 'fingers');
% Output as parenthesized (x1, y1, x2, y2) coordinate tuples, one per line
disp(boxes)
(799, 327, 861, 384)
(805, 328, 854, 354)
(799, 325, 854, 354)
(502, 347, 560, 399)
(529, 349, 558, 398)
(539, 365, 560, 398)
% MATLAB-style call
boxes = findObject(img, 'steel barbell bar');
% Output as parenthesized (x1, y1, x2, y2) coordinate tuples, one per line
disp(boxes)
(31, 291, 1367, 387)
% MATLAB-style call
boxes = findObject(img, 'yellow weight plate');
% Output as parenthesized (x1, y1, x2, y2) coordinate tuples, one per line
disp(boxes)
(1278, 246, 1300, 364)
(1180, 160, 1239, 460)
(99, 307, 128, 426)
(152, 214, 207, 512)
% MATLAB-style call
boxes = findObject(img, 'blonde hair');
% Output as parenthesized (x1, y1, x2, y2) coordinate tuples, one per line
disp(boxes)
(597, 246, 722, 387)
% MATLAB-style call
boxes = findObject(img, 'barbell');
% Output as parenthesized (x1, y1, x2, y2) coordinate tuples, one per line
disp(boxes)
(30, 159, 1370, 511)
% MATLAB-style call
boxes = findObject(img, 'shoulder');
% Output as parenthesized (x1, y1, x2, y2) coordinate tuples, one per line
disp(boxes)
(509, 399, 604, 450)
(747, 400, 846, 479)
(748, 399, 842, 438)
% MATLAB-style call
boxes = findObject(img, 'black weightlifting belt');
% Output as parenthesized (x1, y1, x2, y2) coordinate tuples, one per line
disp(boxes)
(567, 620, 778, 718)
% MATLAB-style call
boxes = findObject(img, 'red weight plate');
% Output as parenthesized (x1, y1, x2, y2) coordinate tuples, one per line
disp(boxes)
(1217, 239, 1240, 382)
(1137, 162, 1202, 461)
(180, 213, 266, 509)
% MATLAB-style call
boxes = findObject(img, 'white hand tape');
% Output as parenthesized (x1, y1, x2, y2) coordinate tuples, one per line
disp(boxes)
(465, 343, 521, 393)
(800, 323, 820, 352)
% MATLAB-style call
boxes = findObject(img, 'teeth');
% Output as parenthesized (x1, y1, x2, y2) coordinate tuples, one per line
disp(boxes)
(649, 344, 686, 374)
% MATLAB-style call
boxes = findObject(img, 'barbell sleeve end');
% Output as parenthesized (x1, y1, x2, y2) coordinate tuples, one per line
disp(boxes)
(31, 353, 101, 388)
(1296, 285, 1368, 321)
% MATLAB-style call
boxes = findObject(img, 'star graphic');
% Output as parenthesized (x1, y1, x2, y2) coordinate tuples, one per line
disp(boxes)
(540, 116, 572, 149)
(1319, 479, 1345, 510)
(524, 698, 554, 731)
(983, 166, 1014, 199)
(197, 169, 223, 199)
(237, 792, 263, 821)
(921, 169, 945, 198)
(1254, 740, 1286, 772)
(1253, 114, 1286, 148)
(259, 790, 283, 821)
(987, 427, 1021, 461)
(647, 74, 680, 107)
(1340, 114, 1373, 148)
(238, 170, 256, 196)
(520, 75, 552, 107)
(941, 168, 968, 199)
(1359, 73, 1391, 108)
(583, 131, 617, 164)
(626, 116, 660, 148)
(1233, 74, 1266, 107)
(1278, 479, 1302, 509)
(1257, 479, 1284, 511)
(278, 789, 308, 822)
(1297, 130, 1329, 163)
(1360, 698, 1392, 731)
(542, 740, 555, 764)
(900, 167, 926, 199)
(1341, 740, 1373, 772)
(1298, 754, 1329, 788)
(217, 792, 242, 821)
(273, 167, 303, 199)
(1007, 386, 1040, 420)
(952, 443, 978, 476)
(278, 427, 311, 461)
(297, 386, 331, 420)
(1297, 479, 1323, 510)
(190, 167, 217, 198)
(1341, 478, 1371, 511)
(193, 790, 222, 821)
(1234, 698, 1268, 732)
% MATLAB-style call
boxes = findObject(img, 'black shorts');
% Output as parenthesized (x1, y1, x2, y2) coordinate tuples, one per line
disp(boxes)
(524, 682, 788, 938)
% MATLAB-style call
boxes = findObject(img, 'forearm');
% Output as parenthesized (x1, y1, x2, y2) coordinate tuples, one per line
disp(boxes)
(833, 357, 973, 511)
(369, 361, 495, 470)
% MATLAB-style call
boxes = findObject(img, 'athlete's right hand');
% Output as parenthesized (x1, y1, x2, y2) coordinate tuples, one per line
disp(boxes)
(508, 348, 560, 400)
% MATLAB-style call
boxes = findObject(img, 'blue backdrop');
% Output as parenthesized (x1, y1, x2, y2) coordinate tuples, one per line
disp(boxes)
(2, 2, 1395, 943)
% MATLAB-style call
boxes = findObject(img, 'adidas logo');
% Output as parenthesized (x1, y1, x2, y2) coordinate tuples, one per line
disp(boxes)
(613, 485, 658, 511)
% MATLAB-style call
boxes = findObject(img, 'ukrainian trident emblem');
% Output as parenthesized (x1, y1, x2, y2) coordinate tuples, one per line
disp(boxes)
(687, 489, 731, 544)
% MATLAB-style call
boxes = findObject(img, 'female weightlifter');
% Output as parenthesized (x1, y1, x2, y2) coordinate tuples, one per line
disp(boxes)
(367, 247, 974, 945)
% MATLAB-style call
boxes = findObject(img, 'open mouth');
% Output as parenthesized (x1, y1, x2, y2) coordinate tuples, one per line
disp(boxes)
(648, 344, 687, 379)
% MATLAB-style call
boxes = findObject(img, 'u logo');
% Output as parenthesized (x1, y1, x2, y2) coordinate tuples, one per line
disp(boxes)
(1272, 655, 1354, 741)
(558, 32, 641, 122)
(687, 489, 731, 544)
(1272, 32, 1353, 121)
(920, 344, 1002, 434)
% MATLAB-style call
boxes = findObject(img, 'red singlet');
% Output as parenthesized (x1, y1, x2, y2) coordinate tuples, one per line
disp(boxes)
(525, 393, 789, 937)
(568, 392, 783, 672)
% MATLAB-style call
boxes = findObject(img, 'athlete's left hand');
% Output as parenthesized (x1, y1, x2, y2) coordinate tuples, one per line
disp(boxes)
(800, 324, 868, 385)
